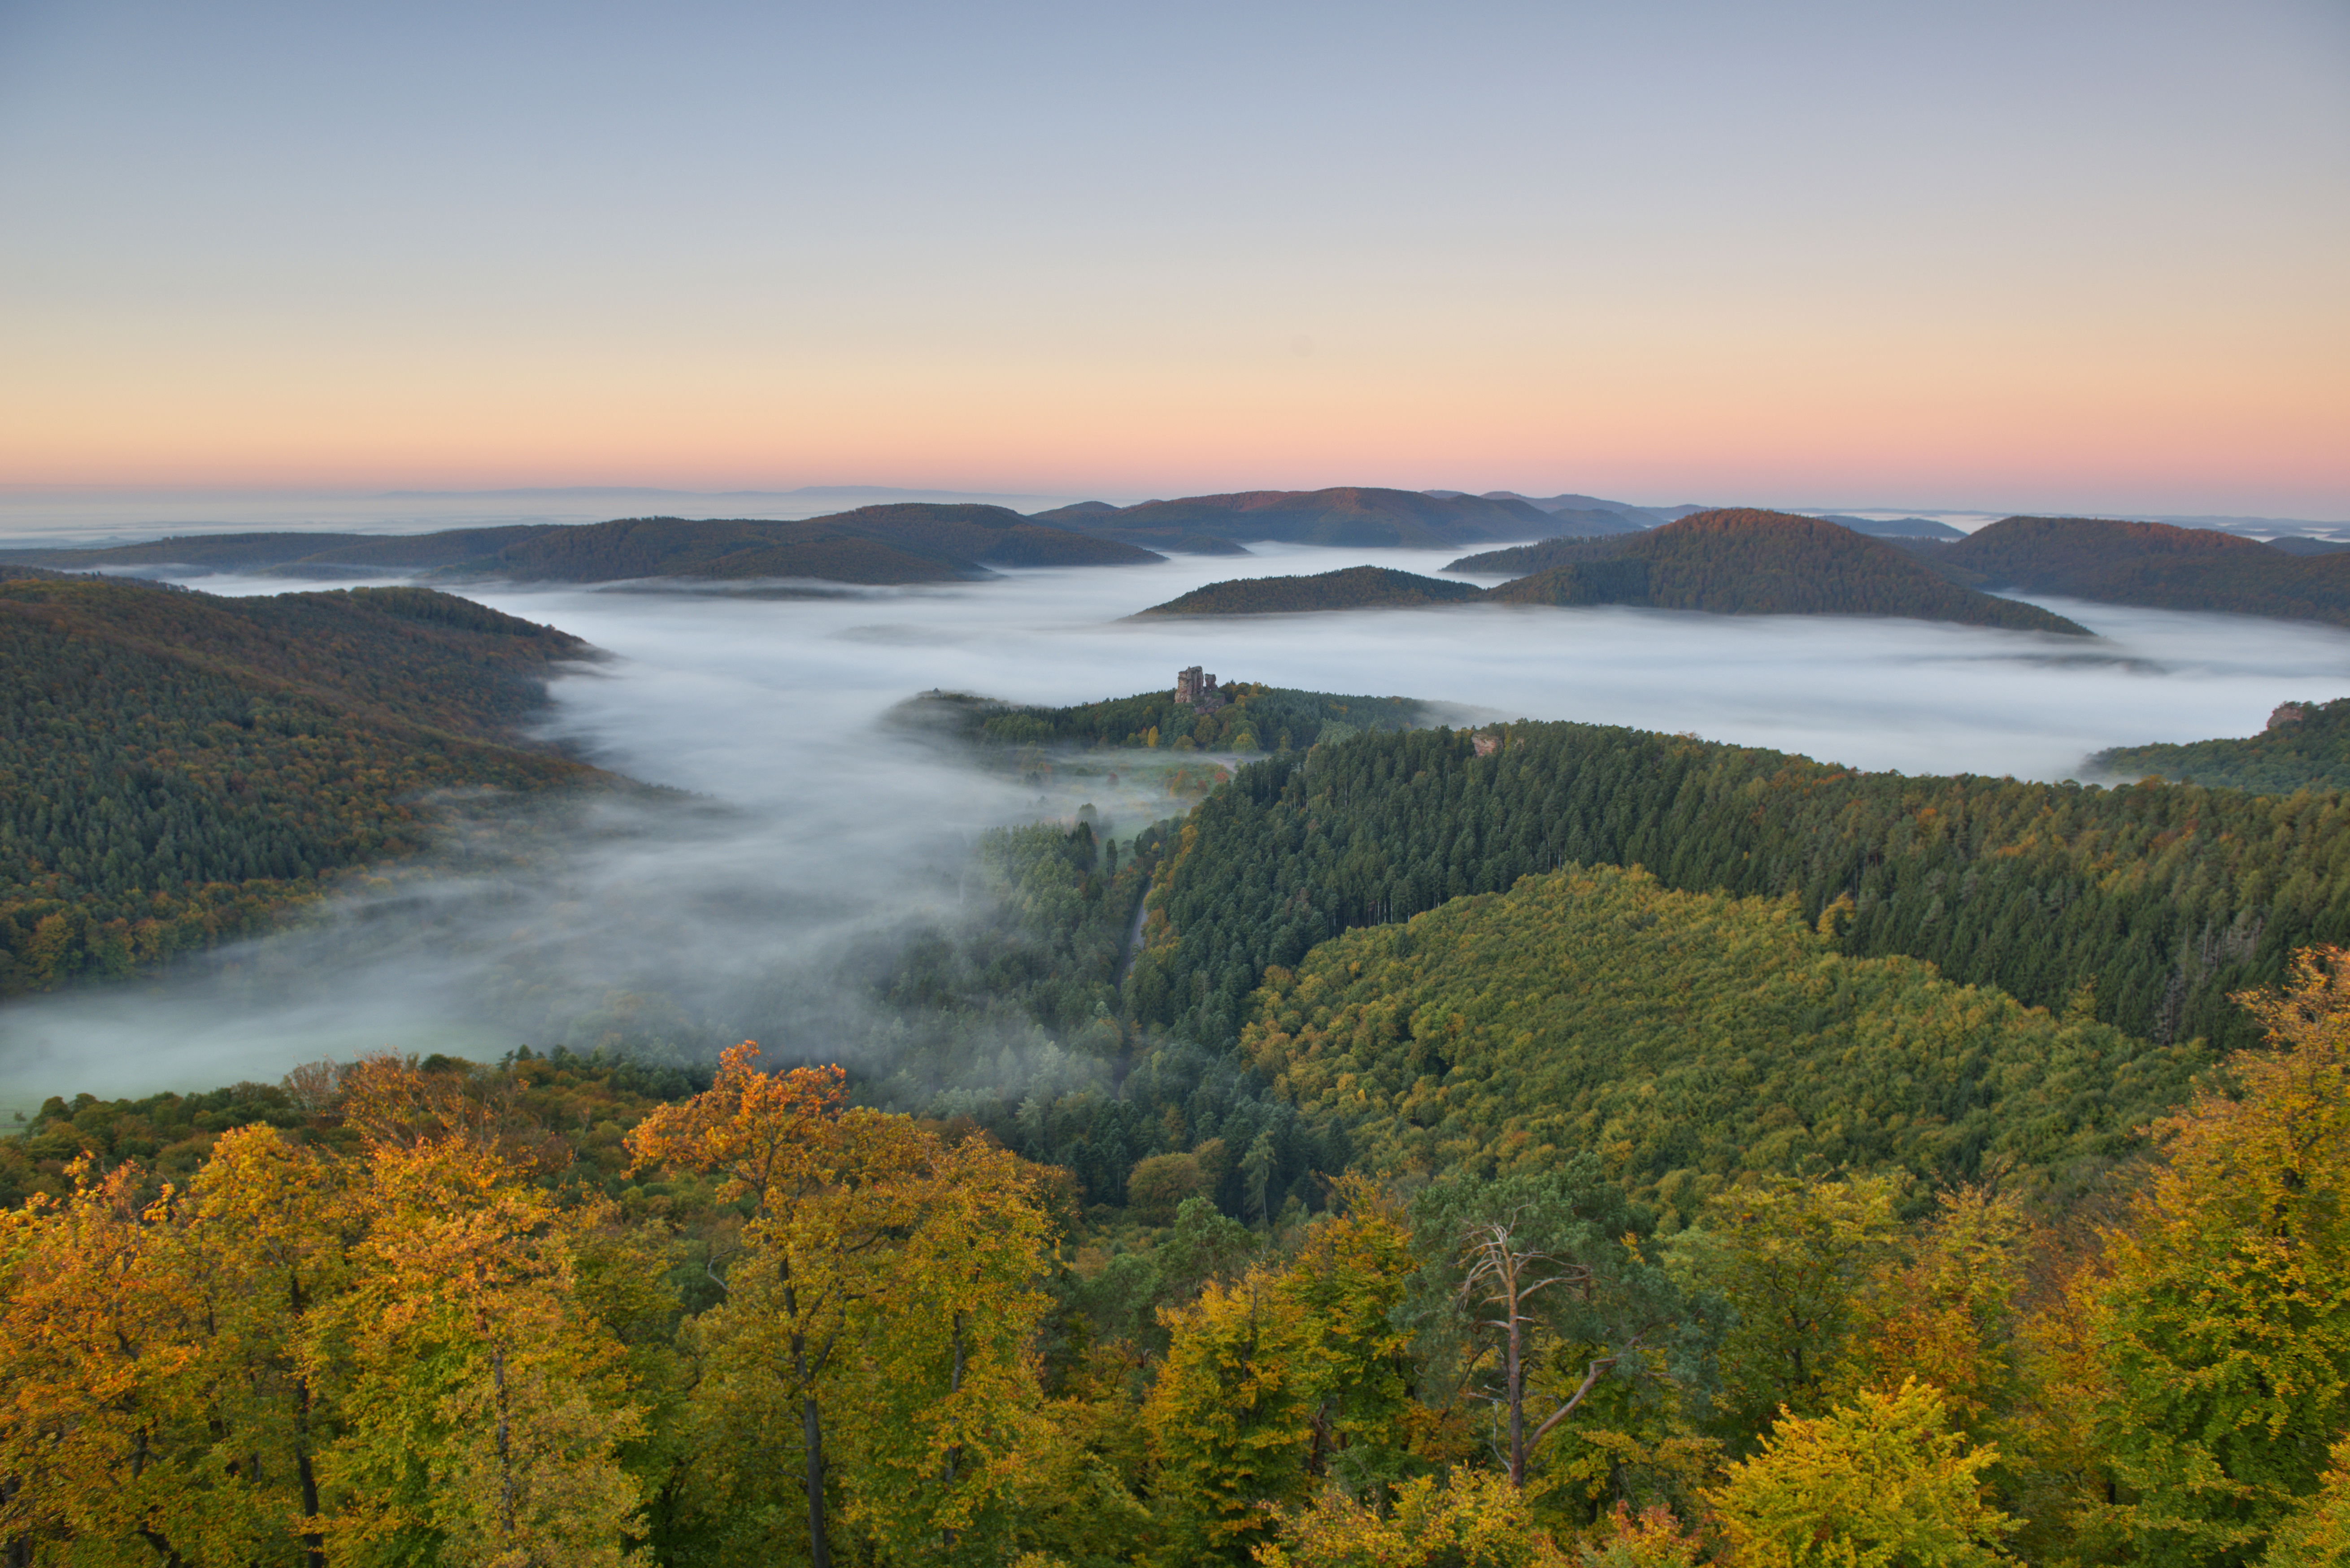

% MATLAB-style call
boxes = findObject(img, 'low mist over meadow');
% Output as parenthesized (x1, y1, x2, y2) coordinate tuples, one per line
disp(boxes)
(4, 543, 2347, 1100)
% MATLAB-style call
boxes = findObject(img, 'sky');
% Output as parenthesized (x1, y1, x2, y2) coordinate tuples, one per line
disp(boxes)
(12, 545, 2349, 1099)
(1, 0, 2346, 515)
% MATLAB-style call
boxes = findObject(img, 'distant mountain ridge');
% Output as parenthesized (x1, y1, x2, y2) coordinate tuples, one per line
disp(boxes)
(1030, 486, 1559, 552)
(1915, 515, 2350, 628)
(0, 504, 1162, 586)
(1135, 510, 2090, 634)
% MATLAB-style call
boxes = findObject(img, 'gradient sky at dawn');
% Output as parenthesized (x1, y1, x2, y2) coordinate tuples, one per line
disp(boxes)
(2, 0, 2344, 514)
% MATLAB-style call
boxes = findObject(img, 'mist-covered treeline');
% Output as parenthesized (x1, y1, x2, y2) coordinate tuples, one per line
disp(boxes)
(924, 680, 1432, 759)
(0, 577, 599, 994)
(2092, 696, 2350, 794)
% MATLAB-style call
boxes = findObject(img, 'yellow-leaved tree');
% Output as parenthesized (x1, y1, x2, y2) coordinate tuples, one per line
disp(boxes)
(2093, 945, 2350, 1568)
(317, 1132, 648, 1566)
(1254, 1468, 1570, 1568)
(830, 1132, 1060, 1562)
(630, 1041, 1066, 1567)
(1145, 1194, 1422, 1564)
(0, 1160, 200, 1563)
(1706, 1378, 2016, 1568)
(171, 1124, 360, 1566)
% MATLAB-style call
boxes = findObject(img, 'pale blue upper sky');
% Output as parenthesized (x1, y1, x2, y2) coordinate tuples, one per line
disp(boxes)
(3, 1, 2345, 513)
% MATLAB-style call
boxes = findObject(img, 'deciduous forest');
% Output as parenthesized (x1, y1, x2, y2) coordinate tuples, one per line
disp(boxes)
(9, 643, 2350, 1564)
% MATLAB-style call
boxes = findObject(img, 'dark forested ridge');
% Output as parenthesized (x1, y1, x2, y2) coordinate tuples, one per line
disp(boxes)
(473, 504, 1162, 582)
(1445, 510, 2090, 634)
(1126, 514, 2087, 632)
(1035, 486, 1559, 551)
(906, 681, 1434, 758)
(0, 575, 607, 992)
(1922, 514, 2350, 626)
(2091, 696, 2350, 794)
(1130, 565, 1486, 617)
(0, 525, 562, 578)
(0, 503, 1162, 586)
(1125, 720, 2350, 1054)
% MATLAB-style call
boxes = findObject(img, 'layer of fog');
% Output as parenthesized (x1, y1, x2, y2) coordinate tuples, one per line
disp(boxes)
(7, 542, 2348, 1105)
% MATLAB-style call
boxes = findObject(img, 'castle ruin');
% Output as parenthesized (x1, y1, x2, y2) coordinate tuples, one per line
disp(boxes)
(1175, 665, 1227, 712)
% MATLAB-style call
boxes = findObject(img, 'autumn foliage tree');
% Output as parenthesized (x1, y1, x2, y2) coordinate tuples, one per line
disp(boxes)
(627, 1042, 1062, 1567)
(2093, 946, 2350, 1568)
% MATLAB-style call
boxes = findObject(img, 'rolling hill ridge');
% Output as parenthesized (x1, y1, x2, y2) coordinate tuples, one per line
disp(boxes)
(1915, 514, 2350, 627)
(1032, 486, 1560, 551)
(1133, 510, 2089, 634)
(0, 504, 1163, 586)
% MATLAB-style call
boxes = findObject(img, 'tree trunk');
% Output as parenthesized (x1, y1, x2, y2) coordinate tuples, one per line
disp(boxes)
(292, 1271, 326, 1568)
(942, 1311, 966, 1549)
(1506, 1277, 1527, 1490)
(799, 1387, 830, 1568)
(783, 1256, 831, 1568)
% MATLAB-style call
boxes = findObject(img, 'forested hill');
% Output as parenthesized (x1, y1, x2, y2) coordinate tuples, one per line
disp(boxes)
(1924, 514, 2350, 626)
(473, 504, 1161, 582)
(1126, 720, 2350, 1054)
(2090, 697, 2350, 793)
(909, 681, 1432, 757)
(1130, 565, 1485, 617)
(1452, 510, 2090, 634)
(0, 576, 609, 994)
(1034, 486, 1557, 551)
(0, 503, 1161, 587)
(1243, 862, 2199, 1207)
(1119, 516, 2087, 632)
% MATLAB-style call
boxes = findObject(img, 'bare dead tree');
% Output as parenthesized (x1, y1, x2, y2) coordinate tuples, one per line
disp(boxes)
(1456, 1209, 1649, 1489)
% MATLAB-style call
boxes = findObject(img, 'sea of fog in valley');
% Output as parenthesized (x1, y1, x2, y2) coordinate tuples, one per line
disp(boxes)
(6, 536, 2350, 1107)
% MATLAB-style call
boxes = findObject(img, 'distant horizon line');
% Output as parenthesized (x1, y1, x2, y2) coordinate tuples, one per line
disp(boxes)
(0, 481, 2343, 534)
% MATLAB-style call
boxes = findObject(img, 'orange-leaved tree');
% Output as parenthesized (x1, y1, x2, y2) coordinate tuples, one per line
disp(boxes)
(0, 1159, 202, 1562)
(319, 1116, 648, 1565)
(627, 1043, 868, 1568)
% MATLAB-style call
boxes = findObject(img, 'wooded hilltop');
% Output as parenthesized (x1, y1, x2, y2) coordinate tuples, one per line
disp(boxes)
(1138, 512, 2090, 634)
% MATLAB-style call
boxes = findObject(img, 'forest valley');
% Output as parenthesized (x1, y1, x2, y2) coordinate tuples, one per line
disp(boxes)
(6, 682, 2350, 1566)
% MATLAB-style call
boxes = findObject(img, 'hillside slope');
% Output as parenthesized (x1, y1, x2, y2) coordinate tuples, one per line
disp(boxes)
(1461, 509, 2089, 634)
(1129, 565, 1484, 617)
(1126, 721, 2350, 1055)
(1928, 515, 2350, 626)
(1039, 486, 1556, 550)
(1242, 862, 2198, 1209)
(0, 575, 607, 993)
(2090, 698, 2350, 793)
